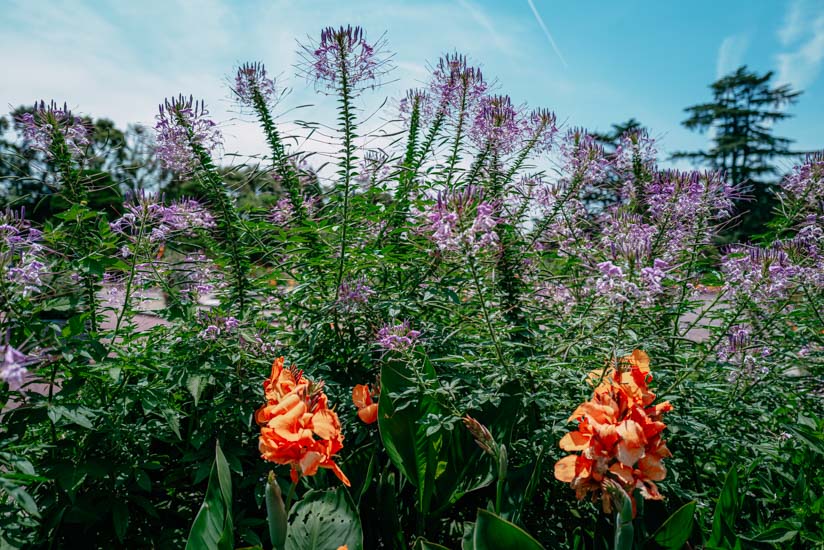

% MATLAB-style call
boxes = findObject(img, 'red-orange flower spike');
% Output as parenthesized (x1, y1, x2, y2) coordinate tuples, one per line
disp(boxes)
(352, 383, 379, 424)
(554, 350, 672, 513)
(256, 357, 350, 487)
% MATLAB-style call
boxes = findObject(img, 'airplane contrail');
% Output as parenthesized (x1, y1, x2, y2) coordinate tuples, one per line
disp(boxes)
(526, 0, 568, 68)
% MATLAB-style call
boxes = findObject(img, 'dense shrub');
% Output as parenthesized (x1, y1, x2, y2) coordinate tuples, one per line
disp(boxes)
(1, 26, 822, 549)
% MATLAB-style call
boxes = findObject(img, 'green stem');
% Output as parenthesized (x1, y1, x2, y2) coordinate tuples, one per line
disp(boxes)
(333, 41, 357, 302)
(468, 254, 508, 374)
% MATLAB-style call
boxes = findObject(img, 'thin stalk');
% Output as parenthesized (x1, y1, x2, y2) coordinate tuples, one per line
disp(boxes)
(468, 254, 508, 373)
(333, 41, 357, 301)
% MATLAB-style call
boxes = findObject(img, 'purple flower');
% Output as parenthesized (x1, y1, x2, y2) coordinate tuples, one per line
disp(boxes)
(614, 129, 657, 179)
(197, 313, 239, 340)
(16, 101, 90, 159)
(1, 208, 47, 297)
(355, 151, 392, 188)
(154, 95, 222, 173)
(113, 194, 214, 240)
(413, 186, 499, 254)
(641, 170, 735, 260)
(233, 62, 279, 109)
(428, 53, 487, 117)
(178, 254, 225, 302)
(721, 245, 800, 305)
(162, 199, 216, 233)
(1, 344, 32, 385)
(594, 261, 639, 303)
(535, 283, 576, 313)
(337, 276, 375, 309)
(399, 88, 435, 126)
(269, 197, 296, 225)
(7, 255, 46, 296)
(597, 261, 623, 278)
(781, 151, 824, 208)
(602, 212, 656, 263)
(559, 128, 609, 185)
(525, 108, 557, 156)
(377, 320, 421, 351)
(640, 258, 669, 298)
(299, 26, 390, 92)
(469, 95, 523, 155)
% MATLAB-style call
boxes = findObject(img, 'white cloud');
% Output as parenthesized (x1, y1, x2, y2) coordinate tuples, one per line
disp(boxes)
(778, 0, 807, 46)
(776, 13, 824, 89)
(455, 0, 515, 55)
(716, 34, 749, 78)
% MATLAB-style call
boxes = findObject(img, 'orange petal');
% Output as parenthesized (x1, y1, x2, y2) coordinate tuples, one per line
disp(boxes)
(554, 455, 578, 482)
(358, 403, 378, 424)
(312, 408, 342, 440)
(560, 430, 590, 451)
(638, 455, 666, 482)
(326, 460, 351, 487)
(616, 419, 646, 467)
(299, 451, 323, 476)
(594, 422, 620, 450)
(569, 401, 616, 424)
(352, 384, 372, 409)
(609, 462, 635, 485)
(628, 349, 650, 373)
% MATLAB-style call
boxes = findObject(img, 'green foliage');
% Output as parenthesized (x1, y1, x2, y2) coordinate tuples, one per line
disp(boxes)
(284, 488, 363, 550)
(186, 441, 234, 550)
(644, 501, 696, 549)
(470, 509, 545, 550)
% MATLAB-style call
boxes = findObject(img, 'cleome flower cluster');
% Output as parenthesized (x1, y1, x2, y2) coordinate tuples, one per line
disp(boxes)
(554, 350, 672, 514)
(256, 357, 350, 486)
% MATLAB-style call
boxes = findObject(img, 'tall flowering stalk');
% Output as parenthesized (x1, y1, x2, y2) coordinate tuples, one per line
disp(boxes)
(155, 95, 250, 315)
(391, 89, 426, 233)
(433, 53, 487, 188)
(299, 26, 389, 302)
(233, 63, 308, 226)
(17, 101, 106, 331)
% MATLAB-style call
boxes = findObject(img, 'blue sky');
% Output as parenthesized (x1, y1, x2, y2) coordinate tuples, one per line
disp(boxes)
(1, 0, 822, 166)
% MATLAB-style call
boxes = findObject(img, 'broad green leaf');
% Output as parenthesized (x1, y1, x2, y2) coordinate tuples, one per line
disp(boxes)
(185, 441, 233, 550)
(645, 501, 695, 549)
(265, 472, 288, 550)
(378, 359, 440, 515)
(708, 466, 740, 549)
(744, 521, 799, 544)
(472, 509, 544, 550)
(186, 374, 208, 407)
(284, 488, 363, 550)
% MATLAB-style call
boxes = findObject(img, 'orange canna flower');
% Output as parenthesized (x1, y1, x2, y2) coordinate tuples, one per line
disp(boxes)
(352, 383, 379, 424)
(555, 350, 672, 514)
(256, 357, 350, 487)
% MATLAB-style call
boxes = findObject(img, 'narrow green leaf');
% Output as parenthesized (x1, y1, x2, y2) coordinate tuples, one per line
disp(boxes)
(112, 501, 129, 543)
(265, 472, 288, 550)
(185, 441, 233, 550)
